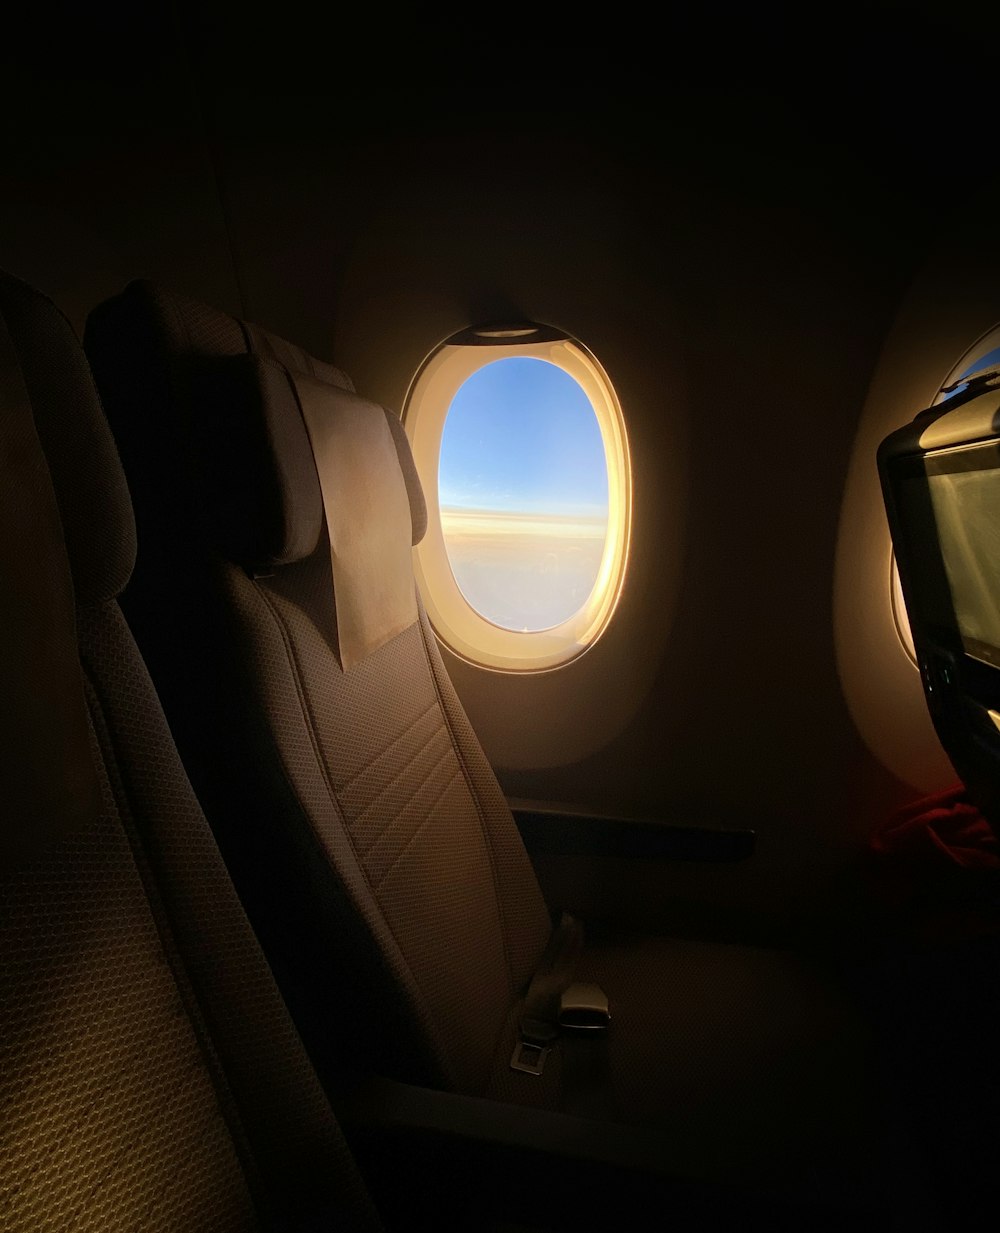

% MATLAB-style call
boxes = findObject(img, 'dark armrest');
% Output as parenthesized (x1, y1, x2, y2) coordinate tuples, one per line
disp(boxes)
(340, 1074, 793, 1232)
(511, 801, 755, 863)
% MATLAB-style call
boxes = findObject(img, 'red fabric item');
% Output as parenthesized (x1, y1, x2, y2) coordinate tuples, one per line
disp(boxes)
(865, 782, 1000, 942)
(870, 782, 1000, 870)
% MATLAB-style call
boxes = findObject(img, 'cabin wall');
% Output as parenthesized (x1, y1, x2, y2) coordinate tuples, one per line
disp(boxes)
(1, 13, 984, 938)
(836, 192, 1000, 800)
(0, 11, 239, 337)
(204, 77, 958, 935)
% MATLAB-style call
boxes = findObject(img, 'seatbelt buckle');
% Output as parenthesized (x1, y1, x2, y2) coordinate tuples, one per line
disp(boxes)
(510, 1039, 550, 1076)
(510, 1016, 558, 1075)
(558, 982, 610, 1031)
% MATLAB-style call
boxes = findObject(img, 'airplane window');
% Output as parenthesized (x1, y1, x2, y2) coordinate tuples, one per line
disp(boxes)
(937, 335, 1000, 402)
(404, 326, 630, 671)
(439, 358, 608, 633)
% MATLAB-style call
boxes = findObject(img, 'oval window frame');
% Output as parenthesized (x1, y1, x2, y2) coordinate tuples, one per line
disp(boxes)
(933, 322, 1000, 405)
(889, 553, 917, 665)
(403, 325, 631, 672)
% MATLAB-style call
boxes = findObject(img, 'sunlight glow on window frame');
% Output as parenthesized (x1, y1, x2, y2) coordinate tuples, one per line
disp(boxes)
(932, 324, 1000, 407)
(890, 553, 916, 665)
(404, 328, 631, 672)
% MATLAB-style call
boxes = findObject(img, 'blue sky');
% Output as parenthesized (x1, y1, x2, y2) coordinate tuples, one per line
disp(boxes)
(942, 344, 1000, 400)
(438, 357, 609, 516)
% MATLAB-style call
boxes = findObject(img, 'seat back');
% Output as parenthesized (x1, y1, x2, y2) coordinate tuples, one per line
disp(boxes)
(0, 271, 381, 1233)
(879, 378, 1000, 836)
(84, 281, 553, 1097)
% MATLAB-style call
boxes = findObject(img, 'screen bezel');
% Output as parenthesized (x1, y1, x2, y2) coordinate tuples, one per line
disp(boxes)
(884, 437, 1000, 709)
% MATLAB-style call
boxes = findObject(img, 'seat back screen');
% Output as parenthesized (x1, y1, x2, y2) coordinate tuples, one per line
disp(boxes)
(926, 465, 1000, 667)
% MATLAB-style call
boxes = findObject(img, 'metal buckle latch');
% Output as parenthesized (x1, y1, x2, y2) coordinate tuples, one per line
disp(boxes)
(558, 982, 611, 1031)
(510, 1039, 550, 1075)
(510, 1016, 558, 1076)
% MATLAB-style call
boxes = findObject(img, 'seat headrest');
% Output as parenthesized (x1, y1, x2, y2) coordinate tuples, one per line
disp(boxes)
(84, 280, 426, 574)
(289, 370, 419, 667)
(0, 274, 102, 869)
(0, 272, 136, 605)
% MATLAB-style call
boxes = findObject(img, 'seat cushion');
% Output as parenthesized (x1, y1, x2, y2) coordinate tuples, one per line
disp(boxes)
(486, 930, 876, 1199)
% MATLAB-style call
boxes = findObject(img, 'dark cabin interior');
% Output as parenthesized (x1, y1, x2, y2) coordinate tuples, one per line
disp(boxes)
(4, 6, 1000, 1232)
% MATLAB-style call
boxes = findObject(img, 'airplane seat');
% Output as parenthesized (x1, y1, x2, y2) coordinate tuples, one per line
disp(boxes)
(0, 269, 384, 1232)
(83, 279, 887, 1210)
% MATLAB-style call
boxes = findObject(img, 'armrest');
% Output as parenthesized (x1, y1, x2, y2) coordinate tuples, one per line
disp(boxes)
(511, 801, 755, 863)
(339, 1074, 788, 1232)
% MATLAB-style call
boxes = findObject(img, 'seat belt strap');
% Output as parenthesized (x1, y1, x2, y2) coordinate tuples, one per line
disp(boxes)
(510, 912, 610, 1076)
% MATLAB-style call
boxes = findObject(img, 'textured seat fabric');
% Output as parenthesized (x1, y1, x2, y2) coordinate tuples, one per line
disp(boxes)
(84, 280, 879, 1196)
(84, 281, 555, 1101)
(0, 271, 382, 1233)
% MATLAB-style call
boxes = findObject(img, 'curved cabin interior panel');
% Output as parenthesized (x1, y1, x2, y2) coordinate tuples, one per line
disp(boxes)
(3, 8, 1000, 1233)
